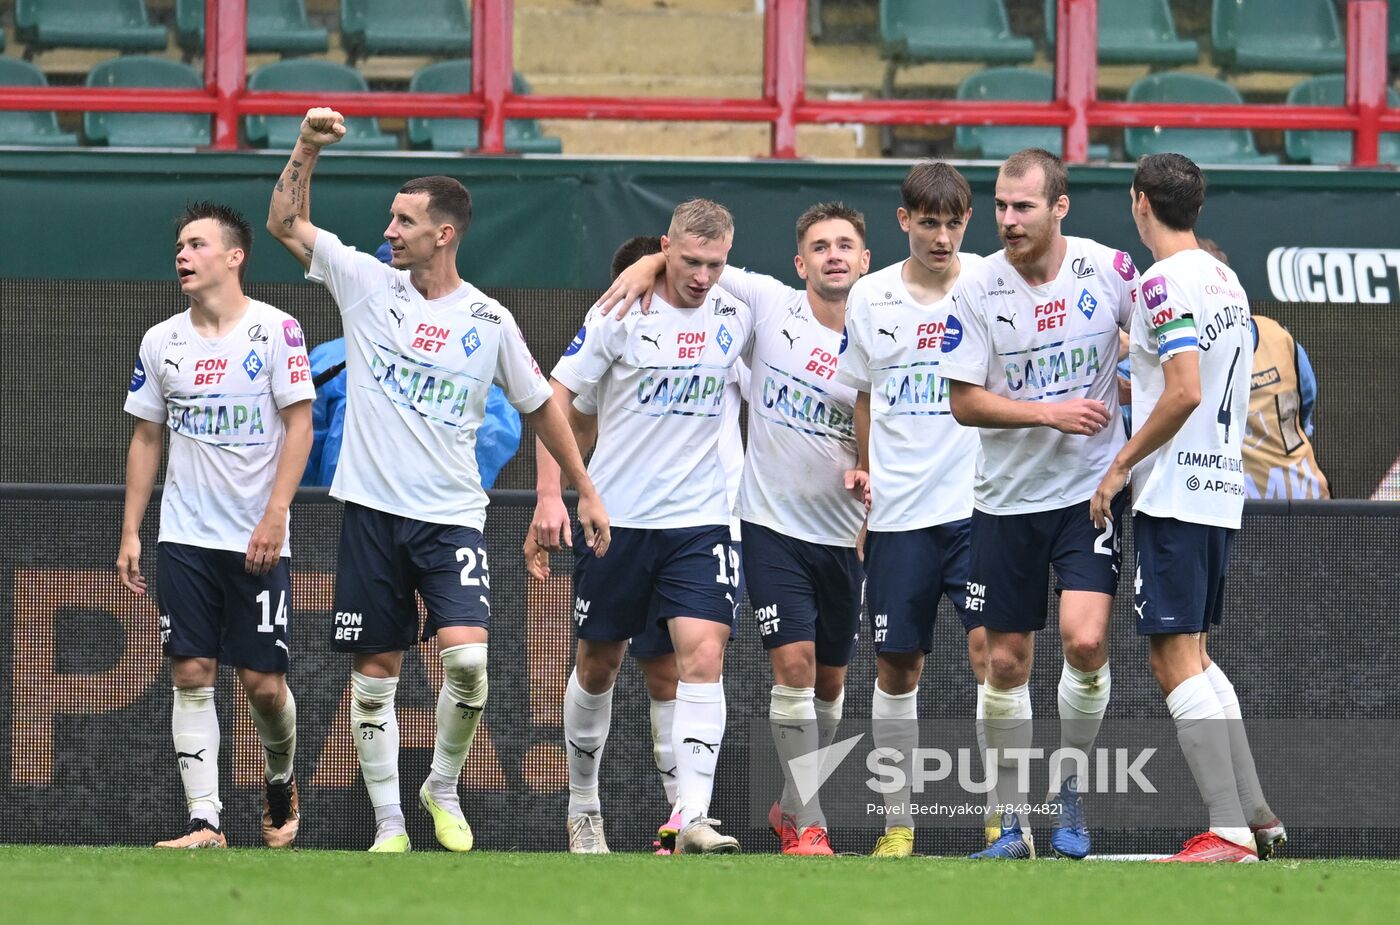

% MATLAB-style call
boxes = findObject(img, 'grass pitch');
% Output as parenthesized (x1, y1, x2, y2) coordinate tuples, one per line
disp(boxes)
(3, 846, 1395, 925)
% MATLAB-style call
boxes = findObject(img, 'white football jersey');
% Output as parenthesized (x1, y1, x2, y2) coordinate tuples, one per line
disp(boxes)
(942, 237, 1138, 514)
(552, 287, 754, 529)
(723, 267, 863, 547)
(124, 300, 315, 555)
(837, 257, 983, 531)
(573, 365, 746, 541)
(1130, 249, 1253, 528)
(308, 231, 553, 529)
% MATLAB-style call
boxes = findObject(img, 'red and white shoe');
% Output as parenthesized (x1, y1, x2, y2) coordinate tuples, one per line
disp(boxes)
(655, 808, 683, 854)
(1155, 832, 1259, 863)
(768, 802, 798, 854)
(790, 826, 834, 856)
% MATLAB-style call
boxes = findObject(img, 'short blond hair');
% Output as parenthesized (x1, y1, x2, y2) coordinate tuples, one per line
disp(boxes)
(668, 198, 734, 242)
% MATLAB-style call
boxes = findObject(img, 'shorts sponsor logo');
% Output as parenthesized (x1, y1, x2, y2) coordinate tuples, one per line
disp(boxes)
(128, 357, 146, 392)
(1114, 250, 1136, 281)
(334, 611, 363, 642)
(461, 327, 482, 358)
(965, 581, 986, 614)
(1267, 246, 1400, 303)
(563, 325, 586, 356)
(242, 350, 264, 380)
(1077, 289, 1098, 320)
(470, 302, 502, 324)
(573, 597, 591, 626)
(872, 612, 888, 644)
(755, 603, 779, 636)
(1142, 275, 1169, 311)
(939, 314, 962, 353)
(282, 319, 305, 347)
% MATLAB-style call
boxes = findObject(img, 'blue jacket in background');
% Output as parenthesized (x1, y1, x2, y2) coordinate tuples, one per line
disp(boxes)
(301, 338, 522, 489)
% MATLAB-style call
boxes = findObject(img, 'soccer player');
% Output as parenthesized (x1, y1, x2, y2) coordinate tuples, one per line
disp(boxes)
(266, 108, 609, 852)
(528, 234, 746, 855)
(941, 148, 1139, 860)
(836, 162, 988, 857)
(1090, 153, 1284, 862)
(118, 202, 314, 849)
(547, 199, 754, 854)
(600, 203, 873, 855)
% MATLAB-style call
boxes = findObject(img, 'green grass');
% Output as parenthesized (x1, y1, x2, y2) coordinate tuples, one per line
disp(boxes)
(3, 846, 1397, 925)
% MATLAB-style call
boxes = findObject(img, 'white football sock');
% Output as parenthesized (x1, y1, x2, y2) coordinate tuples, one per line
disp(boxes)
(1166, 672, 1251, 847)
(649, 697, 679, 807)
(1053, 661, 1110, 795)
(871, 685, 918, 831)
(975, 682, 995, 828)
(564, 669, 613, 816)
(350, 671, 403, 838)
(172, 686, 221, 828)
(428, 644, 488, 814)
(1205, 661, 1276, 827)
(983, 682, 1033, 835)
(770, 685, 819, 826)
(248, 686, 296, 783)
(674, 680, 726, 826)
(814, 690, 844, 751)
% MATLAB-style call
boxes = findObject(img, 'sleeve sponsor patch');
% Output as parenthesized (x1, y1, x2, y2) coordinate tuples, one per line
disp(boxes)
(562, 325, 586, 357)
(1114, 250, 1136, 281)
(128, 356, 146, 392)
(1142, 275, 1170, 311)
(939, 313, 963, 353)
(282, 318, 305, 347)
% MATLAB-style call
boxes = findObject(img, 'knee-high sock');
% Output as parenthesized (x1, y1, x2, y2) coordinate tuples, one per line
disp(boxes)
(350, 671, 402, 834)
(975, 682, 996, 828)
(1204, 661, 1276, 827)
(249, 687, 296, 783)
(1053, 661, 1110, 795)
(871, 685, 918, 831)
(649, 697, 679, 807)
(172, 686, 221, 827)
(564, 669, 613, 816)
(1166, 673, 1251, 847)
(983, 682, 1033, 833)
(430, 643, 489, 787)
(674, 680, 726, 826)
(770, 685, 819, 825)
(815, 691, 844, 751)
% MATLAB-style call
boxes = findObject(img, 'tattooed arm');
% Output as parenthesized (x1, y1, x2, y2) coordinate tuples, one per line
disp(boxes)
(266, 107, 346, 269)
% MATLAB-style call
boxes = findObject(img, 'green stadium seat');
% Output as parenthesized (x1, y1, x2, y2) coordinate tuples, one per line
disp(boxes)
(953, 68, 1110, 161)
(15, 0, 167, 59)
(84, 56, 210, 148)
(1044, 0, 1198, 66)
(1124, 72, 1278, 164)
(341, 0, 471, 65)
(0, 57, 79, 146)
(1284, 74, 1400, 166)
(881, 0, 1034, 66)
(407, 61, 562, 154)
(245, 59, 398, 150)
(175, 0, 329, 62)
(1212, 0, 1344, 73)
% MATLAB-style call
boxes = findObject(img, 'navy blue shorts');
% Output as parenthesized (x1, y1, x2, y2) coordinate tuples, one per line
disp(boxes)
(864, 519, 977, 655)
(966, 492, 1126, 633)
(332, 502, 492, 653)
(573, 525, 737, 643)
(629, 540, 743, 660)
(743, 522, 863, 667)
(157, 542, 291, 673)
(1133, 513, 1236, 636)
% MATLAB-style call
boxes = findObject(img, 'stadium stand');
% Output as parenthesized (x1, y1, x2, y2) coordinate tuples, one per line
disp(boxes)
(954, 67, 1110, 161)
(1043, 0, 1198, 66)
(175, 0, 330, 62)
(407, 60, 561, 154)
(245, 59, 398, 150)
(1285, 74, 1400, 165)
(880, 0, 1034, 99)
(83, 56, 210, 148)
(1212, 0, 1345, 73)
(15, 0, 167, 60)
(1124, 72, 1279, 165)
(0, 56, 79, 146)
(341, 0, 472, 66)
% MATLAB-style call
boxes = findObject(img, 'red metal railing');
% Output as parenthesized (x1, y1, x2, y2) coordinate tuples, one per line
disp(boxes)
(0, 0, 1394, 165)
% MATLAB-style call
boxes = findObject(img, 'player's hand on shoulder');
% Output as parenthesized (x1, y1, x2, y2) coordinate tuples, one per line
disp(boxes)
(1045, 398, 1109, 436)
(299, 107, 346, 147)
(116, 535, 146, 595)
(245, 512, 286, 576)
(594, 257, 663, 319)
